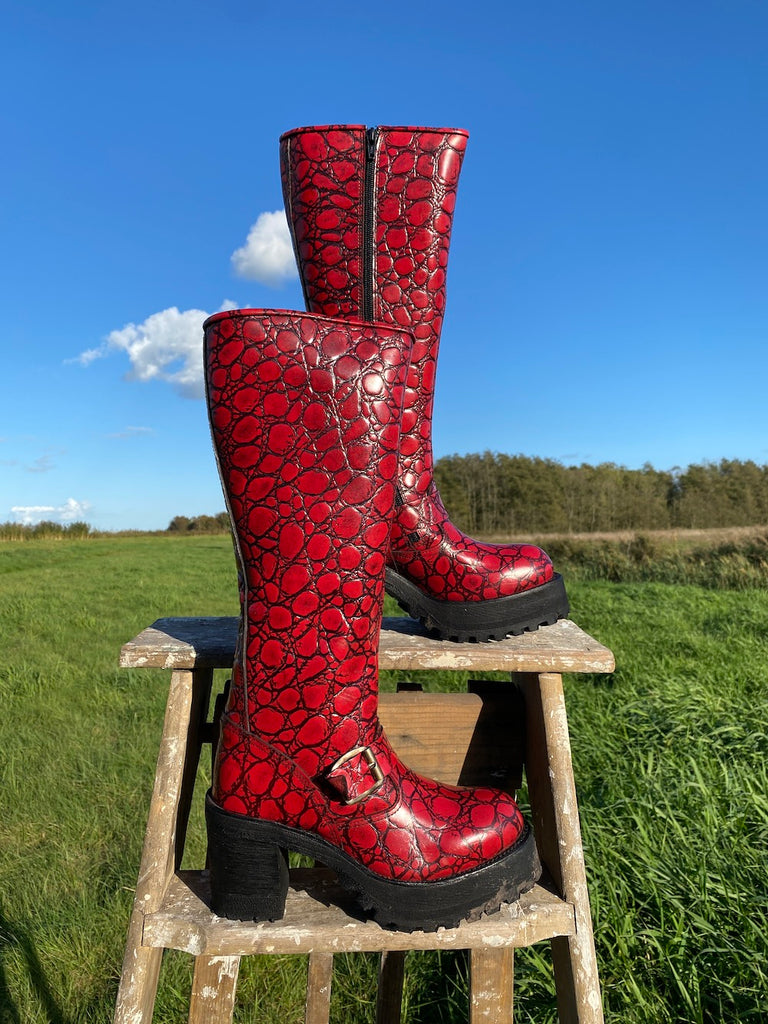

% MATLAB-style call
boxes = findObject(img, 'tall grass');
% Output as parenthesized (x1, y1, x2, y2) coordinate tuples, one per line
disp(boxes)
(0, 521, 93, 541)
(0, 537, 766, 1021)
(541, 529, 768, 589)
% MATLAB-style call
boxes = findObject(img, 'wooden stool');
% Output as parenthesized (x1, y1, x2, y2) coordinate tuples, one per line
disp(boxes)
(114, 616, 614, 1024)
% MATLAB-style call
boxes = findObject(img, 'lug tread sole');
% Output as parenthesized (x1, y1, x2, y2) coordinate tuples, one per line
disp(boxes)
(385, 571, 570, 642)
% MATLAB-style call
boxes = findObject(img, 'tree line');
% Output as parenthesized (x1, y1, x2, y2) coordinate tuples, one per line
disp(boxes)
(167, 512, 231, 534)
(165, 456, 768, 536)
(4, 456, 767, 541)
(432, 454, 768, 535)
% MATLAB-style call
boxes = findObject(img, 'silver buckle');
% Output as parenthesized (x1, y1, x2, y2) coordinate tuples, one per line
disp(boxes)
(327, 745, 385, 805)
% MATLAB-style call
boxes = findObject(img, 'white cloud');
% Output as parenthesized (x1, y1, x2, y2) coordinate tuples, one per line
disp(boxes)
(75, 302, 236, 399)
(59, 498, 91, 521)
(105, 306, 209, 398)
(231, 210, 297, 286)
(76, 347, 105, 367)
(11, 498, 91, 525)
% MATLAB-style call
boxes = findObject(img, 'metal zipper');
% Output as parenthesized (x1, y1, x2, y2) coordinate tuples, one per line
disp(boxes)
(362, 126, 379, 322)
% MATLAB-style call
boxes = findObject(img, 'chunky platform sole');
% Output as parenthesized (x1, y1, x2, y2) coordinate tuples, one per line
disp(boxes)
(205, 793, 541, 932)
(385, 570, 570, 642)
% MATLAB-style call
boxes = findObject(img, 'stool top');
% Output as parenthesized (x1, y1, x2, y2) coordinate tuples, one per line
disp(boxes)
(119, 616, 614, 674)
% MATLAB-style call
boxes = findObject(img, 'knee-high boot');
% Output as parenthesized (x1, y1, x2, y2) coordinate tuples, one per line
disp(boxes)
(203, 308, 540, 930)
(280, 125, 569, 641)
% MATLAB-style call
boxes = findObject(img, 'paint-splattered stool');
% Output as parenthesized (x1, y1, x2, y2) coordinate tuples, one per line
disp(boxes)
(113, 616, 613, 1023)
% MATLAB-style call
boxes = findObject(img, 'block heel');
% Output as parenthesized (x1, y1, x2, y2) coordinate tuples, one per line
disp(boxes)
(205, 792, 289, 921)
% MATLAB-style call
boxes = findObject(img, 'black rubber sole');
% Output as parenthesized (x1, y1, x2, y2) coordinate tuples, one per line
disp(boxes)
(385, 570, 570, 642)
(205, 793, 541, 932)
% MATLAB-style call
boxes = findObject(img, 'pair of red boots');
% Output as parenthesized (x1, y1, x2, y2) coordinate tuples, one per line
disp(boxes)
(204, 125, 569, 931)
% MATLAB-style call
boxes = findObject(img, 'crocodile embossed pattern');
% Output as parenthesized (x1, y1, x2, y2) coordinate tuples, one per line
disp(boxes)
(280, 126, 562, 624)
(204, 309, 528, 884)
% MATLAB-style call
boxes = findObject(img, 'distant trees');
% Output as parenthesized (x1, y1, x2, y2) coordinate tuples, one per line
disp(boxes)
(434, 454, 768, 534)
(164, 457, 768, 537)
(671, 459, 768, 529)
(167, 512, 231, 534)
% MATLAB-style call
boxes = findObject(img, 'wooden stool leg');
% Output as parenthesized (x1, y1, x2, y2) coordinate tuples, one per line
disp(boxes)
(376, 950, 406, 1024)
(189, 956, 240, 1023)
(113, 938, 164, 1024)
(114, 668, 209, 1024)
(305, 952, 334, 1024)
(469, 948, 514, 1023)
(522, 672, 603, 1024)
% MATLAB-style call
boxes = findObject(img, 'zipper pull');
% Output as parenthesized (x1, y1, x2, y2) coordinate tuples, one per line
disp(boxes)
(365, 126, 379, 161)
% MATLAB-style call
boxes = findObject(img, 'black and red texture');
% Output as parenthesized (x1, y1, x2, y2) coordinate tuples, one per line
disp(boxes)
(280, 126, 557, 606)
(204, 309, 527, 883)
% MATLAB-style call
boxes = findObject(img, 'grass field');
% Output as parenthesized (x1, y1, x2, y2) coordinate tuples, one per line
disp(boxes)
(1, 535, 767, 1022)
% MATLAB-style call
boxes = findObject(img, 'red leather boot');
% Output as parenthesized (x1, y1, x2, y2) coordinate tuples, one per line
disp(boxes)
(204, 308, 540, 931)
(280, 125, 569, 641)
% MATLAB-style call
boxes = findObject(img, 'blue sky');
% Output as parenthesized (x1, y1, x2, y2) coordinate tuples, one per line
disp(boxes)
(3, 0, 768, 531)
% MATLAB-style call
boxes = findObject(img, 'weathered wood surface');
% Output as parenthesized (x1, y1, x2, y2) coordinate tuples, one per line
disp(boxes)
(120, 616, 237, 669)
(120, 616, 615, 674)
(113, 668, 198, 1024)
(189, 955, 239, 1024)
(523, 672, 605, 1023)
(305, 952, 333, 1024)
(376, 950, 406, 1024)
(377, 687, 525, 790)
(142, 869, 575, 957)
(380, 692, 484, 785)
(469, 948, 514, 1024)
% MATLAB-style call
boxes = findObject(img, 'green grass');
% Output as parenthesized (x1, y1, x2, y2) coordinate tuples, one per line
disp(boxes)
(1, 537, 767, 1022)
(553, 584, 768, 1023)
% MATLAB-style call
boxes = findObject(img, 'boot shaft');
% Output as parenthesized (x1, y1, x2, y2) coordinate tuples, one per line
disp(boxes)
(280, 125, 468, 492)
(204, 309, 412, 771)
(280, 125, 467, 324)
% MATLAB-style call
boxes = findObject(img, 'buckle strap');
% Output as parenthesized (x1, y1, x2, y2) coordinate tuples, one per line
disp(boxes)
(324, 744, 385, 806)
